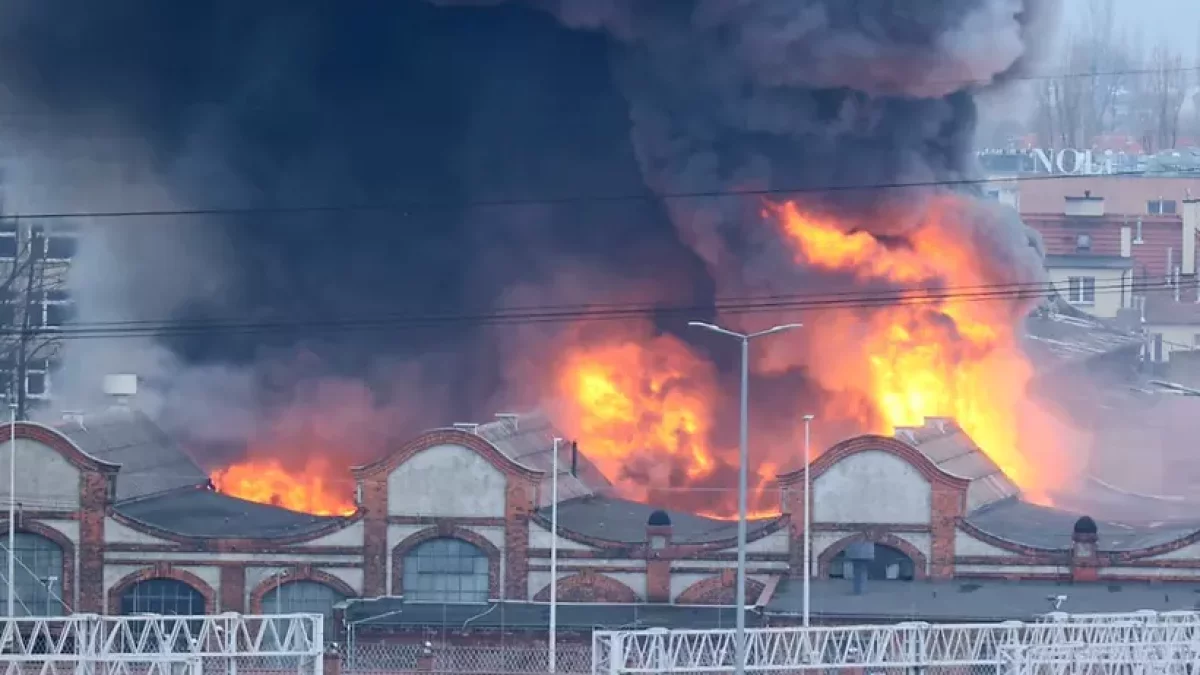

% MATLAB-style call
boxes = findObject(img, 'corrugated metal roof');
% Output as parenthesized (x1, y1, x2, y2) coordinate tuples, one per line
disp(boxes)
(55, 408, 210, 503)
(965, 499, 1200, 551)
(895, 420, 1018, 512)
(1023, 299, 1143, 364)
(474, 411, 613, 507)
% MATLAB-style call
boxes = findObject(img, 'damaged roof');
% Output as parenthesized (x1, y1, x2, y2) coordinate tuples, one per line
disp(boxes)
(894, 419, 1018, 511)
(474, 411, 613, 506)
(1023, 298, 1143, 365)
(55, 408, 210, 502)
(114, 485, 349, 539)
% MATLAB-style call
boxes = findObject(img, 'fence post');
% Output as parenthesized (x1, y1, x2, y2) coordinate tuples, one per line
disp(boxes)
(416, 641, 434, 673)
(323, 647, 342, 675)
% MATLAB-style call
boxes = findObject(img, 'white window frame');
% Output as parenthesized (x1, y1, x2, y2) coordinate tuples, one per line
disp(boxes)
(1067, 276, 1096, 305)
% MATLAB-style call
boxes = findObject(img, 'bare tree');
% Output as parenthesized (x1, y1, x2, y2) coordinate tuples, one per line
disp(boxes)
(1145, 42, 1188, 152)
(0, 215, 73, 420)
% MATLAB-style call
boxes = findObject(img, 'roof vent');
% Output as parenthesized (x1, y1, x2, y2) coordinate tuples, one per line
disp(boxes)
(103, 374, 138, 408)
(452, 423, 479, 434)
(494, 413, 519, 430)
(1073, 515, 1098, 536)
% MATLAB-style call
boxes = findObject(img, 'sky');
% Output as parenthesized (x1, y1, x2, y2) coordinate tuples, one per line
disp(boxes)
(1061, 0, 1200, 60)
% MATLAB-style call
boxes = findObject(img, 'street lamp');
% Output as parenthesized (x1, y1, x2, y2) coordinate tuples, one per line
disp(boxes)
(687, 321, 802, 675)
(802, 414, 814, 627)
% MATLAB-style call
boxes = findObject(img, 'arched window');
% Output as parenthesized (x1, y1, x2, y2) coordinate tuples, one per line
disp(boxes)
(828, 543, 916, 581)
(403, 538, 488, 603)
(262, 580, 346, 618)
(0, 532, 65, 616)
(120, 578, 206, 615)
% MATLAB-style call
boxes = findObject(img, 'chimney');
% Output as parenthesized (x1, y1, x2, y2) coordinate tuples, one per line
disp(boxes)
(1183, 197, 1199, 275)
(645, 510, 672, 603)
(1120, 226, 1132, 258)
(1070, 516, 1100, 582)
(569, 441, 578, 477)
(1065, 191, 1104, 217)
(102, 374, 138, 410)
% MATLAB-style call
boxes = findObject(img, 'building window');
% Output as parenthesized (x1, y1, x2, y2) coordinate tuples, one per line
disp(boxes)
(1148, 199, 1177, 215)
(0, 532, 65, 616)
(119, 578, 206, 615)
(828, 543, 916, 581)
(262, 579, 345, 617)
(403, 538, 489, 603)
(1075, 233, 1092, 252)
(1067, 276, 1096, 304)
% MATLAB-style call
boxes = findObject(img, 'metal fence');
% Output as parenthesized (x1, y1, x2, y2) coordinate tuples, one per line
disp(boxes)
(0, 613, 324, 675)
(343, 642, 592, 674)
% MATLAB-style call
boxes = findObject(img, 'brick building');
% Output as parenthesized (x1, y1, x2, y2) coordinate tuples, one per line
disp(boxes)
(1023, 192, 1200, 365)
(0, 314, 1197, 640)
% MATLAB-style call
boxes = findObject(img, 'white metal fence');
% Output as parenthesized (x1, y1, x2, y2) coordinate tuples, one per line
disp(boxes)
(0, 613, 325, 675)
(593, 611, 1200, 675)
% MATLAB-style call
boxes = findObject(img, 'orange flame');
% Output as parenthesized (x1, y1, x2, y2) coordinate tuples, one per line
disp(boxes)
(768, 198, 1070, 501)
(555, 332, 779, 518)
(212, 457, 356, 516)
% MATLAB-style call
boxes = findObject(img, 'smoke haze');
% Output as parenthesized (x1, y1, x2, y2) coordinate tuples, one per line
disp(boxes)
(0, 1, 1122, 506)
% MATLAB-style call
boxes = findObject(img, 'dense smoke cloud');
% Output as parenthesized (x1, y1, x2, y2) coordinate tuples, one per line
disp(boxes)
(0, 1, 1088, 506)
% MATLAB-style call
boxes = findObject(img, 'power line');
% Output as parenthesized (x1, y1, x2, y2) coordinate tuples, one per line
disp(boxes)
(6, 277, 1178, 341)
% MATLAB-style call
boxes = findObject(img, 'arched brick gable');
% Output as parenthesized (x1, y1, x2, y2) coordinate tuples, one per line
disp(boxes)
(0, 422, 119, 473)
(676, 572, 767, 606)
(248, 566, 359, 613)
(390, 525, 501, 598)
(352, 428, 542, 482)
(776, 434, 971, 491)
(532, 570, 639, 603)
(817, 532, 930, 579)
(0, 519, 76, 609)
(106, 565, 218, 614)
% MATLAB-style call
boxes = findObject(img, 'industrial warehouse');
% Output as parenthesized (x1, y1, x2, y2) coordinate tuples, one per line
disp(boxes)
(1, 298, 1198, 646)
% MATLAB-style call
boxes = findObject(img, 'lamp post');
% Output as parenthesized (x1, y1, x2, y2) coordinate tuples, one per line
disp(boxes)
(687, 321, 802, 675)
(549, 437, 562, 674)
(7, 399, 15, 618)
(802, 414, 814, 627)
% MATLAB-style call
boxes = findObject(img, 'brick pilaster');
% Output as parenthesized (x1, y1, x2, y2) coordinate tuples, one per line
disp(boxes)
(360, 478, 388, 596)
(645, 521, 672, 603)
(929, 482, 964, 579)
(219, 566, 246, 613)
(503, 478, 537, 599)
(782, 472, 810, 578)
(77, 472, 108, 613)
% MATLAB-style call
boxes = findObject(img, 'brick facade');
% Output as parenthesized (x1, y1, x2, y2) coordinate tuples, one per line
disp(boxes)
(778, 434, 971, 582)
(532, 570, 638, 603)
(12, 419, 1200, 616)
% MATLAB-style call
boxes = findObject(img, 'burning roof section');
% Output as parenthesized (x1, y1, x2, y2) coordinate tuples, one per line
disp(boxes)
(51, 410, 350, 539)
(894, 418, 1019, 512)
(473, 410, 612, 507)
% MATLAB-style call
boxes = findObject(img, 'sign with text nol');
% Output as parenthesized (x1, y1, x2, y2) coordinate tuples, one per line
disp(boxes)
(1032, 148, 1115, 175)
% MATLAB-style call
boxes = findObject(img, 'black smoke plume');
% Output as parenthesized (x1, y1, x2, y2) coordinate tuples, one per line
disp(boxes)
(0, 1, 1064, 496)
